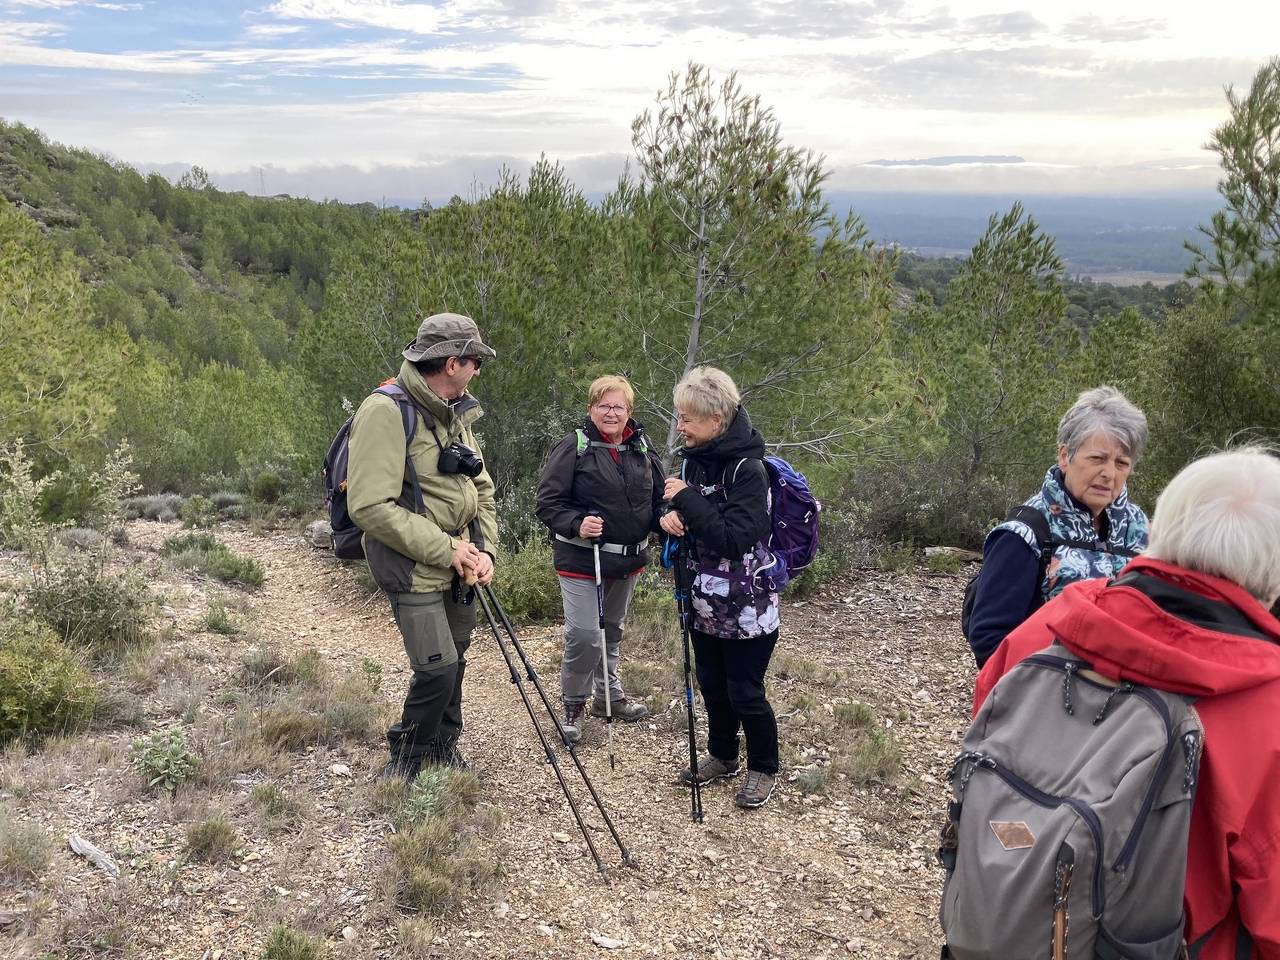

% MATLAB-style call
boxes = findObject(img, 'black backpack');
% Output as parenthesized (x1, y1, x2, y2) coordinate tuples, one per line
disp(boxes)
(322, 382, 427, 560)
(960, 505, 1056, 641)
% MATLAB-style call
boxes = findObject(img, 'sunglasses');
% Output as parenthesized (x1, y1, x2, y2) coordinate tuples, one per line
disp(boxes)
(461, 356, 483, 370)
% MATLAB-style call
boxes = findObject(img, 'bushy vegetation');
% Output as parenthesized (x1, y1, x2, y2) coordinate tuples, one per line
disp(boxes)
(162, 532, 265, 587)
(0, 619, 97, 745)
(185, 815, 237, 863)
(262, 925, 328, 960)
(0, 811, 50, 884)
(3, 58, 1280, 566)
(130, 727, 200, 792)
(378, 768, 497, 916)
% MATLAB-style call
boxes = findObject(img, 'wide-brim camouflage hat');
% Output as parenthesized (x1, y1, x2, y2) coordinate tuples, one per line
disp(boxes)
(402, 312, 497, 362)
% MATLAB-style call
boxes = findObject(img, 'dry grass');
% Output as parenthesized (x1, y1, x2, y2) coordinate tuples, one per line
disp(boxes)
(0, 813, 50, 884)
(185, 814, 237, 863)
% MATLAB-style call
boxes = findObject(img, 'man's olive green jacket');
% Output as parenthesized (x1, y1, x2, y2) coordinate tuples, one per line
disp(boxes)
(347, 361, 498, 594)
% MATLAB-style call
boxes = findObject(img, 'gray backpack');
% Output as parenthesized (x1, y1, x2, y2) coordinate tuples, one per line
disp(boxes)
(938, 641, 1203, 960)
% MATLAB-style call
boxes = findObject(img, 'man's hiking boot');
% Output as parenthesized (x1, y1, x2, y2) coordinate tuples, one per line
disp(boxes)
(562, 701, 586, 746)
(678, 753, 740, 786)
(734, 770, 775, 809)
(427, 740, 468, 771)
(378, 754, 423, 783)
(589, 697, 650, 722)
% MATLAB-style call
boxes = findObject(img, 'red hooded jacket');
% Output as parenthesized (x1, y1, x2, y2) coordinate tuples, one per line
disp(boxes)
(973, 556, 1280, 960)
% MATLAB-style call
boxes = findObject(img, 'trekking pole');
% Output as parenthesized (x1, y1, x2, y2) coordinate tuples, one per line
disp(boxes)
(480, 583, 635, 867)
(473, 586, 609, 877)
(663, 535, 704, 823)
(587, 512, 617, 771)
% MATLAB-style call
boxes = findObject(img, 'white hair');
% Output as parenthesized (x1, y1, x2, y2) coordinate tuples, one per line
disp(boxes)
(1145, 447, 1280, 603)
(1058, 386, 1148, 461)
(674, 366, 741, 424)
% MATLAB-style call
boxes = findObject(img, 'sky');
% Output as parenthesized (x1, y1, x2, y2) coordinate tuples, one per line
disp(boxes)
(0, 0, 1275, 203)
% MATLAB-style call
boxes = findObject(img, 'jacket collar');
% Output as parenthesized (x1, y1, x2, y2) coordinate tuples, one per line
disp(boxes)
(397, 360, 483, 428)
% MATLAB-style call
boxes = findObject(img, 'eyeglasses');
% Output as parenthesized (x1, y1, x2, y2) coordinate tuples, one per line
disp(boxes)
(594, 404, 628, 416)
(461, 356, 483, 370)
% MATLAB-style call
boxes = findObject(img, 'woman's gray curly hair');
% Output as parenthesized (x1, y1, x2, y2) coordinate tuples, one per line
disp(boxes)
(1057, 386, 1148, 461)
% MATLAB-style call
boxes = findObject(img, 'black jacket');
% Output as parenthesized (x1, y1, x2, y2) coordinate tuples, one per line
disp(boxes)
(535, 418, 666, 579)
(671, 406, 771, 567)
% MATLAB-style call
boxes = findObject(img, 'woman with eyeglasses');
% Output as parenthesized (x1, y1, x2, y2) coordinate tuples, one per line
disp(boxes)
(535, 375, 667, 744)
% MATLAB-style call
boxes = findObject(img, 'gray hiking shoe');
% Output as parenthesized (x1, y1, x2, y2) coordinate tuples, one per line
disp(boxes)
(734, 770, 775, 809)
(589, 697, 650, 722)
(561, 701, 586, 746)
(678, 753, 740, 785)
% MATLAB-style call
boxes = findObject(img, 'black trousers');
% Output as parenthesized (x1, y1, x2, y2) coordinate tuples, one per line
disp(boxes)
(691, 627, 779, 776)
(385, 589, 475, 761)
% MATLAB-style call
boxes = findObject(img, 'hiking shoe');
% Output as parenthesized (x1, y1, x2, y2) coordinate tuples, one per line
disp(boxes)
(378, 755, 423, 783)
(678, 753, 740, 786)
(589, 697, 650, 722)
(561, 701, 586, 746)
(427, 742, 468, 771)
(734, 770, 775, 809)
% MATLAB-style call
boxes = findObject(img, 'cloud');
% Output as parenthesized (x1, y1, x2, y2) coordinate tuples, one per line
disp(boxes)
(137, 152, 630, 203)
(833, 47, 1256, 115)
(956, 11, 1044, 39)
(1060, 15, 1164, 44)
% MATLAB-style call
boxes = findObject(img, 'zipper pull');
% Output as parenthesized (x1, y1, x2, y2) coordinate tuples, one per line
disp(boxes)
(1181, 731, 1201, 794)
(1052, 844, 1075, 960)
(1062, 662, 1077, 715)
(1093, 682, 1134, 725)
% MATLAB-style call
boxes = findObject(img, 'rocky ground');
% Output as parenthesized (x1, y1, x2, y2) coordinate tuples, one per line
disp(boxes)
(1, 521, 978, 959)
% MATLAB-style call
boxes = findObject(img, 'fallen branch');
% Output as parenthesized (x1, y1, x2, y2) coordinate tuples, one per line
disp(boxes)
(68, 833, 120, 878)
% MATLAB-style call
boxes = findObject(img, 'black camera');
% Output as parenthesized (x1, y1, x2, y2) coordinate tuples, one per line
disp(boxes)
(437, 440, 484, 478)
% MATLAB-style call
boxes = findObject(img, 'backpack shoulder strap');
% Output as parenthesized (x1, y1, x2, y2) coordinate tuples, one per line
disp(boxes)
(1007, 505, 1052, 554)
(575, 428, 589, 455)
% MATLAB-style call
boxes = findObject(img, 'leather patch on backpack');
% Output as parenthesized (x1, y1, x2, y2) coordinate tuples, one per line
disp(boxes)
(989, 820, 1035, 850)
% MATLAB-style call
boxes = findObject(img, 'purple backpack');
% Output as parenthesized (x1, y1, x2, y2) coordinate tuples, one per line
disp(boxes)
(721, 455, 821, 590)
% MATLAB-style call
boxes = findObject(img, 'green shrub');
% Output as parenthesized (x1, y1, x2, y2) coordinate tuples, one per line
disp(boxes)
(162, 532, 265, 588)
(205, 601, 239, 635)
(250, 783, 305, 832)
(262, 925, 327, 960)
(876, 541, 917, 573)
(0, 812, 51, 884)
(210, 490, 245, 512)
(186, 816, 237, 863)
(251, 472, 283, 504)
(836, 728, 901, 784)
(402, 768, 482, 826)
(242, 645, 291, 685)
(360, 657, 383, 692)
(130, 727, 199, 792)
(123, 492, 184, 522)
(834, 701, 875, 729)
(180, 495, 218, 528)
(25, 553, 152, 657)
(925, 551, 965, 575)
(0, 619, 97, 744)
(491, 540, 560, 622)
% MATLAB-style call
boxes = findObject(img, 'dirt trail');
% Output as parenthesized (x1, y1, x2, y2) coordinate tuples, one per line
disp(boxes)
(5, 523, 977, 959)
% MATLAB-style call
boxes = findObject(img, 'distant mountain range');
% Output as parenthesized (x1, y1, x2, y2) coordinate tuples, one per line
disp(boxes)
(864, 155, 1026, 167)
(826, 191, 1220, 278)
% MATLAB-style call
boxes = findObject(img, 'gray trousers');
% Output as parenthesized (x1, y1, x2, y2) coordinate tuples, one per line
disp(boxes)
(558, 574, 637, 705)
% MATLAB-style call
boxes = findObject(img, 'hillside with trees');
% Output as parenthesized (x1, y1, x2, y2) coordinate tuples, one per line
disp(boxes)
(2, 55, 1280, 960)
(8, 57, 1277, 552)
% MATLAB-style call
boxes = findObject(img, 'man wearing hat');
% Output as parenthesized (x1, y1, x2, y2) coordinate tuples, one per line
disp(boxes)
(347, 312, 499, 780)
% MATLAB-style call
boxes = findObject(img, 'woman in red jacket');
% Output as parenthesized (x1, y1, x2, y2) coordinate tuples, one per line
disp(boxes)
(973, 447, 1280, 958)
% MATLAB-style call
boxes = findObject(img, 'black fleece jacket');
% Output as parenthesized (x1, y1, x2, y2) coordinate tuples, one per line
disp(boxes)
(535, 418, 665, 579)
(671, 406, 771, 565)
